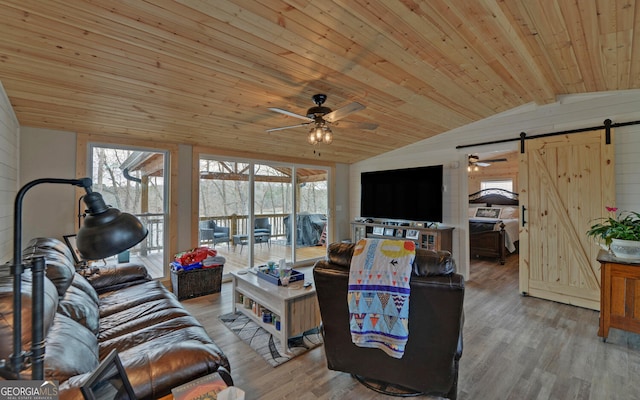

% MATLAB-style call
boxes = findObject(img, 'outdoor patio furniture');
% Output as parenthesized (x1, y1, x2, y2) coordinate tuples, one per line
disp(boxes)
(254, 217, 272, 244)
(232, 233, 270, 253)
(199, 220, 230, 248)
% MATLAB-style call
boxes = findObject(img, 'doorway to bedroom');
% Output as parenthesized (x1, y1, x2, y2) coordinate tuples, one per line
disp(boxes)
(467, 151, 520, 272)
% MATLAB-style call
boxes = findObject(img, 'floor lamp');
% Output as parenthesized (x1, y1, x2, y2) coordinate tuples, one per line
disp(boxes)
(0, 177, 148, 380)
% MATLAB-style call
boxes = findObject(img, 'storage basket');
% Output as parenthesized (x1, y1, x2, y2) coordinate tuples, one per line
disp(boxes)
(171, 265, 223, 300)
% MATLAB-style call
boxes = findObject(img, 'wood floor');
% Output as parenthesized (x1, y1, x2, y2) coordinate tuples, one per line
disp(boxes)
(179, 254, 640, 399)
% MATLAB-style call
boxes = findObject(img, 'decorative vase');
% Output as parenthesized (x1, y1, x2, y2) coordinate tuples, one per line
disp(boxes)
(609, 238, 640, 260)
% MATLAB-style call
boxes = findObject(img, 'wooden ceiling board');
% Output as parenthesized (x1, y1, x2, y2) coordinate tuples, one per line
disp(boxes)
(0, 0, 638, 164)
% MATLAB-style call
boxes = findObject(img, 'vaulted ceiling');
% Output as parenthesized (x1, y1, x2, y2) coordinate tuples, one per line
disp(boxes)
(1, 1, 638, 164)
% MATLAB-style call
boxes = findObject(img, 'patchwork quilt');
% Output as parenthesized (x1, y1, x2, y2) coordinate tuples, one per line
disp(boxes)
(348, 238, 416, 358)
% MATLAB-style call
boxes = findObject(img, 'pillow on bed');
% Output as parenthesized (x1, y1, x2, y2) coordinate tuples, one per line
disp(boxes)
(500, 206, 519, 219)
(468, 203, 487, 217)
(474, 207, 501, 219)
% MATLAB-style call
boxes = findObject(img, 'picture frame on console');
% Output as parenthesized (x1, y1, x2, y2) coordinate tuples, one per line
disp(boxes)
(384, 228, 395, 236)
(372, 227, 384, 235)
(405, 229, 419, 240)
(396, 229, 404, 238)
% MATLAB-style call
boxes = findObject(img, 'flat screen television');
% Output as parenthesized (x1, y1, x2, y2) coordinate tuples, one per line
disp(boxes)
(360, 165, 443, 222)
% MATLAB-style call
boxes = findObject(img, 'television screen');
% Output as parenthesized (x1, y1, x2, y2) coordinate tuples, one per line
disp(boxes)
(360, 165, 443, 222)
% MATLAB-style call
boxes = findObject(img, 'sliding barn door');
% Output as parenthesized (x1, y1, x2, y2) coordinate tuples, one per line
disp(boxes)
(519, 130, 615, 310)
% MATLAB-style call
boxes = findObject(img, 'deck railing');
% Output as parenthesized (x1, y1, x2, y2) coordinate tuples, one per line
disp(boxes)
(134, 213, 164, 255)
(199, 213, 289, 242)
(129, 213, 317, 254)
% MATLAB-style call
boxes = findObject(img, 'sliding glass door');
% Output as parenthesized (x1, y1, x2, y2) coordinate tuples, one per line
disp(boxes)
(198, 158, 249, 271)
(294, 168, 329, 263)
(197, 155, 329, 275)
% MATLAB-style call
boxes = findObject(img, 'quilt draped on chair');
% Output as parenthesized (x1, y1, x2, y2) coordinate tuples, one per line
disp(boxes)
(348, 238, 415, 358)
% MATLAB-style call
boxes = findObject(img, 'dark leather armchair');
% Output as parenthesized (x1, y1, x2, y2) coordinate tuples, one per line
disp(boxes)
(199, 220, 230, 248)
(313, 242, 465, 399)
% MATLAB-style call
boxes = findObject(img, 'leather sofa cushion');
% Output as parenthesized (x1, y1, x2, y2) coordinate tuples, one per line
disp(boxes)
(22, 238, 78, 296)
(326, 241, 455, 276)
(99, 297, 191, 342)
(70, 273, 100, 305)
(98, 280, 176, 318)
(44, 314, 99, 382)
(81, 263, 151, 294)
(326, 242, 355, 267)
(119, 340, 229, 400)
(413, 250, 456, 276)
(0, 273, 59, 361)
(58, 276, 100, 334)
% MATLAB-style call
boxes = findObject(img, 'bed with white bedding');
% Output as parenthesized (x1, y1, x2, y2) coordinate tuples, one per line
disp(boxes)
(468, 188, 519, 264)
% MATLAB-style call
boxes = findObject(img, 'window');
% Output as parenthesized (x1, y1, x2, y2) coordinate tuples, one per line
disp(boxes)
(89, 145, 169, 279)
(481, 179, 513, 192)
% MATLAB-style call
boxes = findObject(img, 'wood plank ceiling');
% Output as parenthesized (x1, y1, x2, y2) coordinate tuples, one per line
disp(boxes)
(0, 0, 638, 164)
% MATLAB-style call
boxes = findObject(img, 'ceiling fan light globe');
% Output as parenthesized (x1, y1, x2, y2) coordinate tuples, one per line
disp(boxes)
(324, 131, 333, 144)
(308, 131, 317, 144)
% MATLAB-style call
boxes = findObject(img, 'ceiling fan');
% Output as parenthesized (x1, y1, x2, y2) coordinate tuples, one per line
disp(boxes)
(267, 94, 378, 145)
(468, 154, 508, 170)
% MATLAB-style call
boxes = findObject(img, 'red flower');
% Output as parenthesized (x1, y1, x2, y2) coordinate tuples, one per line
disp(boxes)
(606, 206, 618, 212)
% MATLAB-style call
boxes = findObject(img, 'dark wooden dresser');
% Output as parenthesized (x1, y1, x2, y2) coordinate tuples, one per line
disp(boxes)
(597, 250, 640, 341)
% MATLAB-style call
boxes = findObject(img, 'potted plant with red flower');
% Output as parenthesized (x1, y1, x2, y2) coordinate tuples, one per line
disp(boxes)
(587, 207, 640, 260)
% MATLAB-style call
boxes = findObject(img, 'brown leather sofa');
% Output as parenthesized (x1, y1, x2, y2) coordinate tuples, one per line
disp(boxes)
(0, 237, 230, 400)
(313, 242, 465, 399)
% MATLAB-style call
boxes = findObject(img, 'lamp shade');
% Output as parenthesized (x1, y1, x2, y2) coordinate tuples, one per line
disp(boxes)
(76, 192, 148, 260)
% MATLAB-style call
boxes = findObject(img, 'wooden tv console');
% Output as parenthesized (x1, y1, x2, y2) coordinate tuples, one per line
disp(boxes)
(351, 221, 453, 253)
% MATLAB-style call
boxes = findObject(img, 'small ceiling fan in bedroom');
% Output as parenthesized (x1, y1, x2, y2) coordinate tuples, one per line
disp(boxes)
(266, 94, 378, 145)
(468, 154, 508, 171)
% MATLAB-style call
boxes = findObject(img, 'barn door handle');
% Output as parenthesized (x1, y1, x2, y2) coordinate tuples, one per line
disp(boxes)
(521, 205, 527, 227)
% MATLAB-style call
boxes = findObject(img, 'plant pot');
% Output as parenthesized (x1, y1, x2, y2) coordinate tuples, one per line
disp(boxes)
(610, 238, 640, 260)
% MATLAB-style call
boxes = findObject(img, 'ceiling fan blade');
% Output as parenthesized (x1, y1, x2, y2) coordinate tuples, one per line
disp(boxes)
(324, 102, 365, 122)
(266, 123, 310, 132)
(268, 107, 314, 122)
(333, 120, 378, 130)
(476, 162, 491, 167)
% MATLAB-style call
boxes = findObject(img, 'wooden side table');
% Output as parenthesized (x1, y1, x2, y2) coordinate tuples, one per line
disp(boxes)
(597, 250, 640, 341)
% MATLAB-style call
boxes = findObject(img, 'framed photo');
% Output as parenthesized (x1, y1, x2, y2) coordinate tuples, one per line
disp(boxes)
(63, 234, 83, 264)
(384, 228, 395, 236)
(475, 207, 501, 219)
(372, 226, 384, 235)
(405, 229, 420, 240)
(395, 229, 404, 238)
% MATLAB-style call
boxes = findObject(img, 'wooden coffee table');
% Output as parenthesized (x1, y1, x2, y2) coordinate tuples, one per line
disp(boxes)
(230, 265, 320, 355)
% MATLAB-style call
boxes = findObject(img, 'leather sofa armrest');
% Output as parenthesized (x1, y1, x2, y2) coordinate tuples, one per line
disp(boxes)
(79, 263, 151, 294)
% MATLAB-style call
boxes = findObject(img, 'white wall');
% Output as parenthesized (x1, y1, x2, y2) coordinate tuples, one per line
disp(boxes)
(333, 163, 351, 242)
(0, 81, 20, 263)
(19, 127, 77, 244)
(351, 90, 640, 278)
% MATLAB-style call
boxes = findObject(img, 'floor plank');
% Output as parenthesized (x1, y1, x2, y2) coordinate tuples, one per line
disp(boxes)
(180, 253, 640, 399)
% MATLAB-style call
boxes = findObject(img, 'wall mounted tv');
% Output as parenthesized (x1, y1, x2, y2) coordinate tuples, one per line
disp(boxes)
(360, 165, 443, 222)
